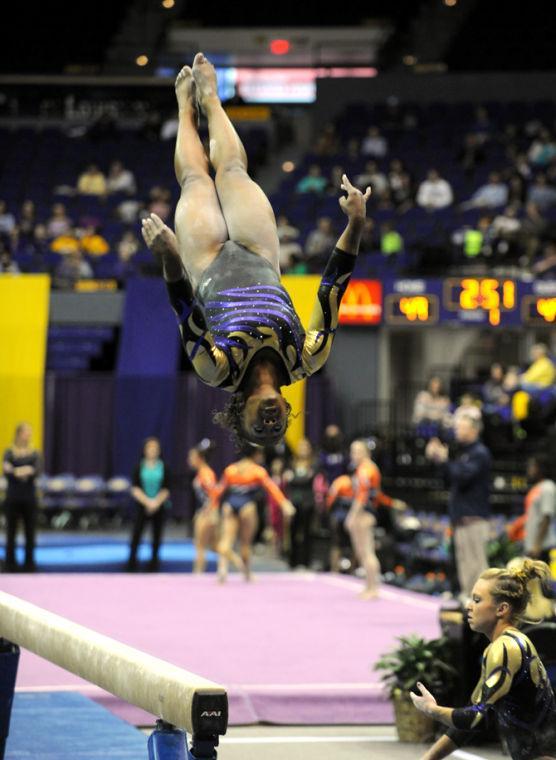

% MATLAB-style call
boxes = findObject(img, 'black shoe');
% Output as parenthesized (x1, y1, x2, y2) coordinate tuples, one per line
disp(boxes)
(23, 561, 37, 573)
(4, 562, 18, 573)
(126, 559, 138, 572)
(147, 558, 160, 572)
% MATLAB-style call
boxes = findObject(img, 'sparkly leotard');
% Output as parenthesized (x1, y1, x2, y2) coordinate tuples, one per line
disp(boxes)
(447, 629, 556, 760)
(167, 240, 356, 392)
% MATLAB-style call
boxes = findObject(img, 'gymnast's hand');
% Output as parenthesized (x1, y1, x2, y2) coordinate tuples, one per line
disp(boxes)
(281, 500, 296, 519)
(410, 682, 438, 717)
(392, 499, 407, 511)
(339, 174, 371, 221)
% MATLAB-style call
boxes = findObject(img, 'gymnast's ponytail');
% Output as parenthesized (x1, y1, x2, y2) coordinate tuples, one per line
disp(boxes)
(481, 558, 553, 624)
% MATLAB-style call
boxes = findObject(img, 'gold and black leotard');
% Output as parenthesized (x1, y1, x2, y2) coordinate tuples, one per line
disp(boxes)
(167, 240, 355, 392)
(447, 628, 556, 760)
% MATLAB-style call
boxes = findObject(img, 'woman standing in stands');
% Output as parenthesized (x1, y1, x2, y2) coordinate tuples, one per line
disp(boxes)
(141, 52, 370, 449)
(188, 438, 217, 573)
(208, 448, 295, 583)
(346, 439, 406, 599)
(127, 437, 170, 572)
(2, 422, 41, 572)
(412, 559, 556, 760)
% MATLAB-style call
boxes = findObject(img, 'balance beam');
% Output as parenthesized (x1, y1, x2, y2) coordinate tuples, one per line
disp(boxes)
(0, 590, 228, 738)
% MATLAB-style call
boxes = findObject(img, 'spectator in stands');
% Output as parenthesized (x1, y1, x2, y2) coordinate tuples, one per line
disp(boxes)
(518, 202, 549, 262)
(50, 228, 80, 255)
(16, 200, 36, 244)
(523, 455, 556, 563)
(425, 414, 491, 602)
(77, 164, 107, 196)
(296, 164, 327, 194)
(127, 436, 171, 572)
(0, 245, 20, 273)
(532, 240, 556, 279)
(53, 249, 93, 289)
(453, 216, 494, 261)
(527, 128, 556, 167)
(79, 225, 110, 257)
(25, 224, 49, 266)
(458, 132, 486, 177)
(461, 172, 509, 210)
(304, 217, 336, 270)
(147, 186, 172, 221)
(416, 169, 454, 211)
(506, 343, 556, 426)
(491, 205, 521, 238)
(361, 126, 388, 158)
(413, 376, 452, 430)
(276, 214, 300, 243)
(2, 422, 41, 572)
(279, 229, 304, 273)
(517, 344, 555, 391)
(512, 151, 533, 181)
(0, 200, 16, 237)
(380, 222, 404, 258)
(117, 231, 140, 262)
(360, 218, 378, 253)
(506, 173, 526, 206)
(355, 160, 388, 199)
(387, 158, 406, 195)
(117, 198, 143, 224)
(527, 173, 556, 211)
(284, 438, 316, 569)
(491, 205, 522, 260)
(46, 203, 72, 238)
(106, 160, 137, 195)
(391, 171, 414, 213)
(453, 393, 482, 426)
(482, 363, 510, 412)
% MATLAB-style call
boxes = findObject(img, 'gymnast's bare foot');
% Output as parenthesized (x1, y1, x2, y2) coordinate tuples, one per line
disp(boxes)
(192, 52, 218, 111)
(141, 213, 183, 281)
(359, 587, 380, 600)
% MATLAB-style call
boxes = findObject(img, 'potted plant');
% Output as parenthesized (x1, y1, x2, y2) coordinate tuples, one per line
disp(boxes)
(374, 634, 459, 742)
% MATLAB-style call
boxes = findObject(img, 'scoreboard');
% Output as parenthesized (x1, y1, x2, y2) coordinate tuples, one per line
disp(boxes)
(338, 277, 556, 327)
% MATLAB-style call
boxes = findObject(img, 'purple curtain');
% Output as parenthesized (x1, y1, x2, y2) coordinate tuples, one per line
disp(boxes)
(44, 374, 115, 477)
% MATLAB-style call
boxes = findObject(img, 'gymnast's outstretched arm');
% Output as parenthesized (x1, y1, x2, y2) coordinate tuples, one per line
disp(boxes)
(411, 635, 521, 748)
(302, 175, 371, 375)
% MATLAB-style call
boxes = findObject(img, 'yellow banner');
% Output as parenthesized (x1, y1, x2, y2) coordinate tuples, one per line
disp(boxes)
(281, 275, 321, 451)
(0, 275, 50, 454)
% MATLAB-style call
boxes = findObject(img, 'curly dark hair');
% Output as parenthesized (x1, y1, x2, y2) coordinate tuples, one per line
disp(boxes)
(212, 392, 293, 450)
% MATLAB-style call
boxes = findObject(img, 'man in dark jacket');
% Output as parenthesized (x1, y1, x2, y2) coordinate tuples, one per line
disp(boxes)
(426, 415, 491, 601)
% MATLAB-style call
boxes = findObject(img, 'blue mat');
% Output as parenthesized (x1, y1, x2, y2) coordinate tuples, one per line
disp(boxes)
(6, 692, 147, 758)
(0, 539, 217, 573)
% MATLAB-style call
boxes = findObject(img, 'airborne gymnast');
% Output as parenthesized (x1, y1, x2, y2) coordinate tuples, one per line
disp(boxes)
(142, 53, 370, 449)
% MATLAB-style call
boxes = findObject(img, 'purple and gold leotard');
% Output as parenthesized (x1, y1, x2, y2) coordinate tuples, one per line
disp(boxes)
(167, 240, 355, 392)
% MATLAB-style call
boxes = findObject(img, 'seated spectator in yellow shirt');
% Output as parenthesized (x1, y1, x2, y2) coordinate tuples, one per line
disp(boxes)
(50, 230, 80, 255)
(77, 164, 107, 196)
(79, 226, 110, 257)
(507, 344, 556, 422)
(522, 344, 556, 386)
